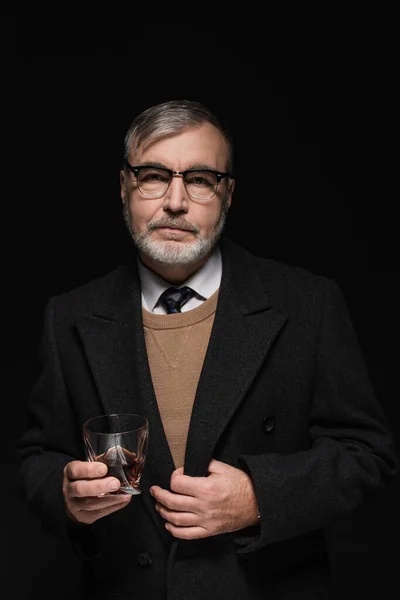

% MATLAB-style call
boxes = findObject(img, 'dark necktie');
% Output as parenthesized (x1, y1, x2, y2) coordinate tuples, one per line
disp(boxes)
(159, 286, 195, 314)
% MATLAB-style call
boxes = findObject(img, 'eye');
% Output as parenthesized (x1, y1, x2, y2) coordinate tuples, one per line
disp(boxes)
(190, 176, 209, 185)
(185, 171, 216, 187)
(139, 168, 170, 183)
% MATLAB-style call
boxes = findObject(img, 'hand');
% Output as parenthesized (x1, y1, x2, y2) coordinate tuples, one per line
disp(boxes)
(150, 459, 259, 540)
(63, 460, 131, 525)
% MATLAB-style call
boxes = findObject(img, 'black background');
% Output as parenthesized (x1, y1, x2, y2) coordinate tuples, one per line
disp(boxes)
(5, 22, 399, 599)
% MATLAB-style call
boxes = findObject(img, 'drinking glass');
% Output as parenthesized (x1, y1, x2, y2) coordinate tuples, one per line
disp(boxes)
(83, 413, 149, 495)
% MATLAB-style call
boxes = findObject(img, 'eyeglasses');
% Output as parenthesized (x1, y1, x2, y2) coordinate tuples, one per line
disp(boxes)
(125, 160, 231, 201)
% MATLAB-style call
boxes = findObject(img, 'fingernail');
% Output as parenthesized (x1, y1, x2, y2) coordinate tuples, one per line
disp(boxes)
(149, 487, 154, 496)
(110, 480, 120, 490)
(96, 463, 107, 476)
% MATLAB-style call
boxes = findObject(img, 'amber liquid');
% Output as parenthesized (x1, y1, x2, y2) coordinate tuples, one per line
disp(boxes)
(96, 445, 144, 494)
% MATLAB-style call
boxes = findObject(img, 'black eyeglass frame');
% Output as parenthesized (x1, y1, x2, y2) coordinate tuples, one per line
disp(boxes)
(124, 160, 232, 199)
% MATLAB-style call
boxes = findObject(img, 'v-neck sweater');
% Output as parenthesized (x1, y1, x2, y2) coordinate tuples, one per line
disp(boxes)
(142, 289, 219, 468)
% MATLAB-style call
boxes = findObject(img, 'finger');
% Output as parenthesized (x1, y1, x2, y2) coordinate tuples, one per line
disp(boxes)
(172, 467, 184, 476)
(151, 487, 196, 512)
(66, 460, 108, 481)
(69, 475, 122, 498)
(169, 472, 206, 496)
(71, 493, 131, 512)
(165, 523, 209, 540)
(207, 459, 229, 474)
(155, 504, 197, 527)
(73, 496, 132, 524)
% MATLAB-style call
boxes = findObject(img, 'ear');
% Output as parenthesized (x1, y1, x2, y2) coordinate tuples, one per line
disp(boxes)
(226, 178, 235, 208)
(120, 170, 126, 202)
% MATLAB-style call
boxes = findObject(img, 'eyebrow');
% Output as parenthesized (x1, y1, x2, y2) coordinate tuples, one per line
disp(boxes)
(136, 161, 221, 172)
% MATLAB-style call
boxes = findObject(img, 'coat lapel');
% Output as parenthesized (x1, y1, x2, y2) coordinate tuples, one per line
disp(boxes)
(184, 238, 287, 477)
(75, 260, 174, 545)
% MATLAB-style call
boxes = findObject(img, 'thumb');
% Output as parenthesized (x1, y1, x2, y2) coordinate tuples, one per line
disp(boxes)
(172, 466, 184, 476)
(207, 459, 228, 475)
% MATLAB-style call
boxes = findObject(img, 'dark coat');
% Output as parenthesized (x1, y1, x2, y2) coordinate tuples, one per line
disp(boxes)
(16, 237, 398, 599)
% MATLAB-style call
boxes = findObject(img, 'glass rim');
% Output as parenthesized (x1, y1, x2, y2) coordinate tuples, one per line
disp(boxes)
(82, 413, 149, 435)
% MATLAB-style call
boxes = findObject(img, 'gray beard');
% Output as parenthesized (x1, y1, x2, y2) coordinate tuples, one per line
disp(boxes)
(122, 200, 228, 267)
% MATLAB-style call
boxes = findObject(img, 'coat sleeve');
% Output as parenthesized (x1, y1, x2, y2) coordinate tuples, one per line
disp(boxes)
(15, 297, 104, 560)
(234, 277, 398, 554)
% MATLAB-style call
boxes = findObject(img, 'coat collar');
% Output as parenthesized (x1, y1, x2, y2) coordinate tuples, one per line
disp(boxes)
(87, 237, 273, 321)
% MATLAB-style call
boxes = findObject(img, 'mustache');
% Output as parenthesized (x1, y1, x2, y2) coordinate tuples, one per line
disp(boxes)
(148, 217, 200, 233)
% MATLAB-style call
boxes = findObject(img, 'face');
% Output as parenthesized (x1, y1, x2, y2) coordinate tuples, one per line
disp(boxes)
(120, 122, 234, 274)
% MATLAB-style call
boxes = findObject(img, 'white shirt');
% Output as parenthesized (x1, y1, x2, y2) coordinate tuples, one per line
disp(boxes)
(137, 246, 222, 314)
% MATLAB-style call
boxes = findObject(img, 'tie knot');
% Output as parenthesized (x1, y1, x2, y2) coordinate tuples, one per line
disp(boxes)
(159, 286, 195, 314)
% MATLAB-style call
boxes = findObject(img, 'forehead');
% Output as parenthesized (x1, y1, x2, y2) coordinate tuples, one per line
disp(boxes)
(130, 123, 229, 170)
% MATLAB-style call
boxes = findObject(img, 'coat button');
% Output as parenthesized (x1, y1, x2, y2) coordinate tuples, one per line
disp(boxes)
(137, 552, 153, 567)
(262, 416, 275, 433)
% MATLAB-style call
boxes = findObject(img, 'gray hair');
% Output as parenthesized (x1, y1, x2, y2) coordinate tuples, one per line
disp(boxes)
(124, 99, 234, 173)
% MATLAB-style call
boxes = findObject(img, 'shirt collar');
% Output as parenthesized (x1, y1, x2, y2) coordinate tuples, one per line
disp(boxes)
(137, 245, 222, 312)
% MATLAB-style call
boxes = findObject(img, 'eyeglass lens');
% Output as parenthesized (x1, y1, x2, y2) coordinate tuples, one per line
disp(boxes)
(137, 168, 218, 199)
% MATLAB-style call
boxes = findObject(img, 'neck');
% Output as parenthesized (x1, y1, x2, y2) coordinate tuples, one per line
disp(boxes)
(139, 253, 210, 285)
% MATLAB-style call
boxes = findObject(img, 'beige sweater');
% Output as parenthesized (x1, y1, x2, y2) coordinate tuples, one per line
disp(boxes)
(142, 289, 219, 468)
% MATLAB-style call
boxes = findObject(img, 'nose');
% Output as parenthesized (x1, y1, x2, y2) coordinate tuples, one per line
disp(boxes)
(163, 174, 189, 213)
